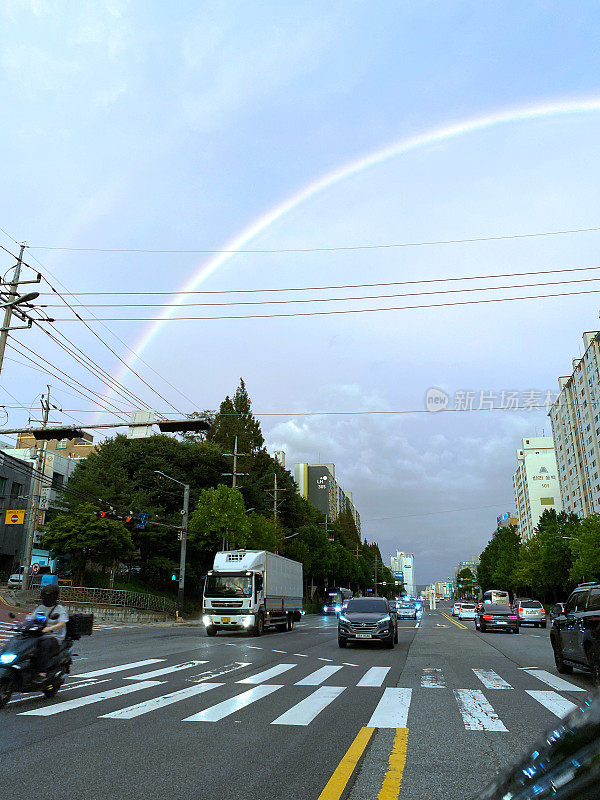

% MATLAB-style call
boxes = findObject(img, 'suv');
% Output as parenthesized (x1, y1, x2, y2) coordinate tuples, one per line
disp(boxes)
(514, 599, 546, 628)
(338, 596, 398, 648)
(550, 582, 600, 683)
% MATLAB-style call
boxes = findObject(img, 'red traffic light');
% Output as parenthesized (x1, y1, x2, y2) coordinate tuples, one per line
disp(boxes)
(99, 511, 107, 518)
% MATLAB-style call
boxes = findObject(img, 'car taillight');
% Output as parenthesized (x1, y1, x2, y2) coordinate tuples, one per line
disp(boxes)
(508, 615, 518, 620)
(518, 607, 523, 613)
(482, 614, 493, 619)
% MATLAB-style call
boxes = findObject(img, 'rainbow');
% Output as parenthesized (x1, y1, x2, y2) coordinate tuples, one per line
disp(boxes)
(100, 96, 600, 415)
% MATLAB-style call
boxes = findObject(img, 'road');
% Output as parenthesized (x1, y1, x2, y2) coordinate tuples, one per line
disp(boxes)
(0, 602, 596, 800)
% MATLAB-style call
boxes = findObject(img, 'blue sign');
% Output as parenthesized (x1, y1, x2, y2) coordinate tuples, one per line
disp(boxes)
(136, 512, 150, 530)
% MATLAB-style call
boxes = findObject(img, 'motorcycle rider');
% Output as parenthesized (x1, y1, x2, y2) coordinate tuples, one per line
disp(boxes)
(28, 584, 69, 680)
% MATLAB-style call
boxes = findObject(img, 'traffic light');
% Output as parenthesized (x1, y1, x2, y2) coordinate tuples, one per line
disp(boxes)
(96, 510, 135, 528)
(171, 572, 177, 581)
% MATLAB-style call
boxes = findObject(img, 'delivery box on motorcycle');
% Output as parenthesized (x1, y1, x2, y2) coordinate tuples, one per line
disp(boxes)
(65, 613, 93, 640)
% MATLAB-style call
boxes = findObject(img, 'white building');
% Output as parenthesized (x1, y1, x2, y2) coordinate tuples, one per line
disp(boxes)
(512, 437, 562, 540)
(390, 551, 415, 596)
(549, 330, 600, 517)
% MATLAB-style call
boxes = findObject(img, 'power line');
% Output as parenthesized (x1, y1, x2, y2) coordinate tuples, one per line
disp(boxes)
(38, 273, 600, 308)
(25, 224, 600, 253)
(42, 286, 600, 321)
(31, 262, 600, 296)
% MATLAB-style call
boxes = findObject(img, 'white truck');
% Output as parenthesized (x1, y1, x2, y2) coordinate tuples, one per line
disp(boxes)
(202, 550, 303, 636)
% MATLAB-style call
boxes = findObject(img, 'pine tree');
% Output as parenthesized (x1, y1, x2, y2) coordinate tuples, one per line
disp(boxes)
(208, 379, 264, 455)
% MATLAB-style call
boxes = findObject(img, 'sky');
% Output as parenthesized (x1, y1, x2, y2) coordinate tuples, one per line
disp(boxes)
(1, 1, 600, 584)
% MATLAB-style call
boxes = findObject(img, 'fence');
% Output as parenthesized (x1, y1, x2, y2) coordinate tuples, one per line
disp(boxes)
(59, 586, 176, 615)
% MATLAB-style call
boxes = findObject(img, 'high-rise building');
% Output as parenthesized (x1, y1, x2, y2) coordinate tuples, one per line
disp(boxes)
(390, 551, 415, 596)
(293, 462, 361, 535)
(549, 330, 600, 516)
(512, 437, 562, 540)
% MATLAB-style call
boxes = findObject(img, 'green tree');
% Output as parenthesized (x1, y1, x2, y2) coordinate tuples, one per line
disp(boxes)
(207, 378, 264, 455)
(570, 514, 600, 583)
(40, 503, 134, 584)
(477, 524, 521, 594)
(247, 513, 282, 552)
(514, 510, 577, 601)
(456, 567, 475, 598)
(189, 485, 250, 556)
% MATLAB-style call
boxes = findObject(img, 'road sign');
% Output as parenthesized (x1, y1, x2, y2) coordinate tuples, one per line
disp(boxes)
(5, 509, 25, 525)
(136, 512, 149, 530)
(31, 563, 40, 574)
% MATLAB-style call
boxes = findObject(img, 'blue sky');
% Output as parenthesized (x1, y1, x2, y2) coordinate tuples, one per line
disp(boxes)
(1, 1, 600, 582)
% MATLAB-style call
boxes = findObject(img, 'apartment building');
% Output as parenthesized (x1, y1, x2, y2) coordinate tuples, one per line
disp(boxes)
(512, 438, 562, 539)
(293, 462, 361, 535)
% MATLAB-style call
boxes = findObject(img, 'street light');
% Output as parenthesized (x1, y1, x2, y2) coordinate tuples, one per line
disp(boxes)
(0, 291, 39, 309)
(154, 470, 190, 616)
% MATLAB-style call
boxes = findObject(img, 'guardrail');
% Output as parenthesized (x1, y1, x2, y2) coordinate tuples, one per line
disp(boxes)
(59, 586, 176, 615)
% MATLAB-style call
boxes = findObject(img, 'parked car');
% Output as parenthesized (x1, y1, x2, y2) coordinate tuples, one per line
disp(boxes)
(475, 603, 519, 633)
(338, 596, 398, 648)
(458, 602, 476, 620)
(550, 582, 600, 683)
(514, 599, 547, 628)
(7, 566, 25, 589)
(396, 601, 417, 620)
(452, 602, 462, 617)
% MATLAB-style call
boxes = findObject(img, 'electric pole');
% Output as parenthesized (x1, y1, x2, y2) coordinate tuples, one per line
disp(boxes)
(267, 472, 286, 521)
(223, 436, 249, 488)
(179, 483, 190, 615)
(22, 386, 50, 588)
(0, 243, 26, 375)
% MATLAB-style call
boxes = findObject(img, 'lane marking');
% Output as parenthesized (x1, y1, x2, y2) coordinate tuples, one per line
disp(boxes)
(344, 662, 359, 667)
(357, 667, 391, 687)
(438, 611, 467, 629)
(367, 688, 412, 728)
(125, 660, 208, 680)
(316, 726, 375, 800)
(526, 690, 578, 718)
(246, 646, 262, 649)
(295, 665, 344, 686)
(293, 653, 309, 657)
(378, 727, 409, 800)
(472, 669, 513, 690)
(272, 686, 346, 726)
(237, 663, 297, 684)
(272, 649, 287, 653)
(421, 668, 445, 688)
(524, 669, 585, 692)
(101, 682, 224, 719)
(318, 657, 333, 662)
(189, 661, 252, 683)
(18, 680, 163, 716)
(454, 689, 507, 731)
(182, 683, 282, 722)
(74, 659, 164, 679)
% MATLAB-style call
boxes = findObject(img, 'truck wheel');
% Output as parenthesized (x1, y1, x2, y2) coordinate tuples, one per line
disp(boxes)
(206, 625, 217, 637)
(0, 676, 14, 709)
(253, 613, 264, 637)
(287, 615, 294, 631)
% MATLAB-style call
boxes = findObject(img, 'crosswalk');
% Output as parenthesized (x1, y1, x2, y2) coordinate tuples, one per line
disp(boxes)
(9, 657, 589, 730)
(0, 620, 142, 646)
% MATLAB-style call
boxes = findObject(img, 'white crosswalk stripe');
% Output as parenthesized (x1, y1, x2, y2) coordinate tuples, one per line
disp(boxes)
(295, 665, 343, 686)
(357, 667, 391, 687)
(367, 688, 412, 728)
(18, 680, 163, 716)
(523, 669, 586, 692)
(237, 663, 296, 684)
(421, 668, 445, 688)
(472, 669, 513, 689)
(454, 689, 507, 731)
(526, 690, 579, 717)
(182, 684, 283, 722)
(74, 659, 165, 679)
(272, 686, 346, 726)
(100, 682, 224, 719)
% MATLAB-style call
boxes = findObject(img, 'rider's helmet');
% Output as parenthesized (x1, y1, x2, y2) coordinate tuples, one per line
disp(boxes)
(40, 584, 59, 607)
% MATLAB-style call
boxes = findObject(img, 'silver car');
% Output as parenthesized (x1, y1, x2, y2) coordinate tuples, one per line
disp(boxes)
(515, 599, 546, 628)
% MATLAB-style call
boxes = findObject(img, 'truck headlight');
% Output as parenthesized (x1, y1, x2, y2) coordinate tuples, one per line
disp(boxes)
(0, 653, 17, 665)
(242, 616, 254, 628)
(202, 615, 212, 627)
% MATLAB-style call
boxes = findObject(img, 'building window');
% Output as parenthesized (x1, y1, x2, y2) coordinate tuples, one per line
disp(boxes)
(55, 440, 67, 450)
(0, 476, 6, 495)
(51, 472, 64, 489)
(10, 481, 23, 498)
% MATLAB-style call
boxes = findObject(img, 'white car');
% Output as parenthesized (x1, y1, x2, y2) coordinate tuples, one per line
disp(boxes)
(458, 603, 476, 620)
(7, 566, 25, 589)
(452, 602, 462, 617)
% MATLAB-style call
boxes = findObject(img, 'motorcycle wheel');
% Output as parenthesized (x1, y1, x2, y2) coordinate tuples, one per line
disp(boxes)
(0, 676, 14, 709)
(43, 682, 61, 698)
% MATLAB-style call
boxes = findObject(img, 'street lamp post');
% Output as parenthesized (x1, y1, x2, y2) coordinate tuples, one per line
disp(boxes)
(154, 470, 190, 615)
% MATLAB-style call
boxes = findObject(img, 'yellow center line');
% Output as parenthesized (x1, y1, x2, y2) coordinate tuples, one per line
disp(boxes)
(378, 727, 409, 800)
(0, 592, 11, 607)
(317, 726, 375, 800)
(438, 610, 467, 629)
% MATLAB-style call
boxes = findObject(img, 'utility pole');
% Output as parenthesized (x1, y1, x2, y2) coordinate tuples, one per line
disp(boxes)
(22, 386, 50, 588)
(154, 470, 190, 616)
(0, 243, 26, 375)
(267, 472, 286, 521)
(223, 436, 250, 489)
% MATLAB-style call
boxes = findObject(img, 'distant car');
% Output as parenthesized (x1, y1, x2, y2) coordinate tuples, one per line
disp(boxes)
(338, 596, 398, 648)
(550, 582, 600, 683)
(396, 601, 417, 620)
(458, 602, 476, 620)
(7, 566, 25, 589)
(514, 599, 546, 628)
(475, 603, 519, 633)
(452, 602, 462, 617)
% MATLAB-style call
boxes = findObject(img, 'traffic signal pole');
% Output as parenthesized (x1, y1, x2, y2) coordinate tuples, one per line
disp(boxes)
(178, 483, 189, 616)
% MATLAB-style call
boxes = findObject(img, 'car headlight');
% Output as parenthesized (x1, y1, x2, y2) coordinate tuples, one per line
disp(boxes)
(0, 653, 17, 665)
(334, 605, 341, 613)
(338, 615, 350, 625)
(202, 615, 212, 627)
(377, 615, 391, 624)
(323, 606, 328, 612)
(242, 616, 253, 628)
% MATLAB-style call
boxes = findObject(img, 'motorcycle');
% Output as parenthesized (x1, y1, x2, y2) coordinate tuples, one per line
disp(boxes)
(0, 611, 76, 708)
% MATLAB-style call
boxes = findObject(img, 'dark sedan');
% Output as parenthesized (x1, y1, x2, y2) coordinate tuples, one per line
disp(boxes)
(338, 596, 398, 648)
(475, 603, 519, 633)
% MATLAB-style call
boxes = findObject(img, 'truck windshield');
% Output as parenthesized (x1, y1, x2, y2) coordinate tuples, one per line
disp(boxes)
(205, 575, 252, 598)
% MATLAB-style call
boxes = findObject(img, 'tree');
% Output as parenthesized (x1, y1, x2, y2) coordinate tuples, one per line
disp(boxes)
(477, 524, 521, 595)
(40, 503, 134, 584)
(207, 378, 264, 455)
(456, 567, 475, 599)
(247, 513, 282, 552)
(570, 514, 600, 583)
(514, 510, 577, 601)
(189, 485, 250, 556)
